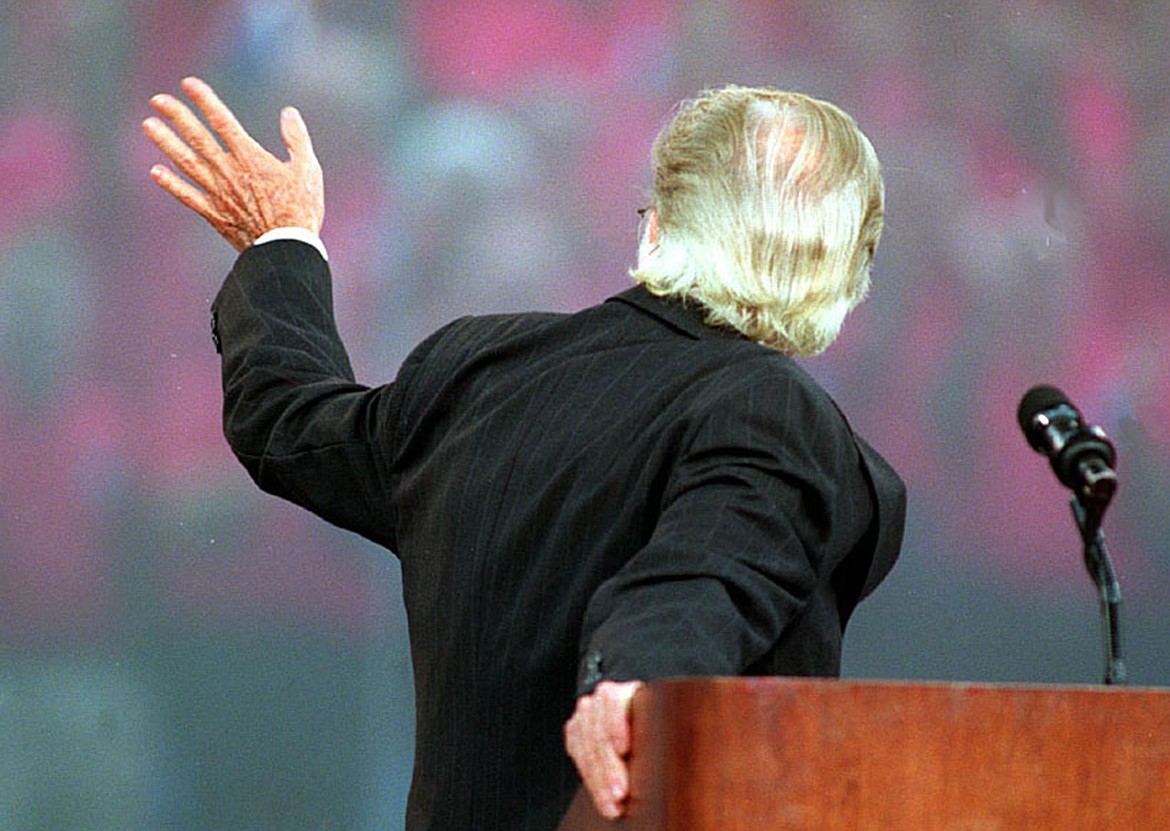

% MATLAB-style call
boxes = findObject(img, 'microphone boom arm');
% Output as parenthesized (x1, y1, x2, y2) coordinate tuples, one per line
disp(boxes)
(1072, 497, 1126, 686)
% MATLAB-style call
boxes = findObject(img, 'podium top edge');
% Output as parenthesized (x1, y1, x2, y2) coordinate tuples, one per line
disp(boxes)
(642, 675, 1170, 695)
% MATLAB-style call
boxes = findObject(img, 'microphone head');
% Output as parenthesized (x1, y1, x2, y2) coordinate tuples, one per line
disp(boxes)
(1017, 384, 1117, 505)
(1017, 384, 1073, 437)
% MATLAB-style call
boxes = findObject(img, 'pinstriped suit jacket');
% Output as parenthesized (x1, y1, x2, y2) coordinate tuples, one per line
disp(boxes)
(211, 239, 906, 830)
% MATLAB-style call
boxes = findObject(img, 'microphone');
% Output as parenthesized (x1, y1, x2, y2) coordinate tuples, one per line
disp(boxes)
(1017, 385, 1117, 505)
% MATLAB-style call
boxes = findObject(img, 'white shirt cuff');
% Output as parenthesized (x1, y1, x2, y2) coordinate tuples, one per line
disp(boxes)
(253, 227, 329, 261)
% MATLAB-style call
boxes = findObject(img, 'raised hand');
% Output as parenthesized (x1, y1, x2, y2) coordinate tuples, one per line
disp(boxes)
(143, 77, 324, 251)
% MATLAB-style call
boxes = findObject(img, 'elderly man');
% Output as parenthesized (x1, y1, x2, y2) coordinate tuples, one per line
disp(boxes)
(144, 79, 904, 830)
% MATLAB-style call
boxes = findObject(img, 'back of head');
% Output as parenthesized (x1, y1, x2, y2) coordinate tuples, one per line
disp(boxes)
(632, 85, 884, 356)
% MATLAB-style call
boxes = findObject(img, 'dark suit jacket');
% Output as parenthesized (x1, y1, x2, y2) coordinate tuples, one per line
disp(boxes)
(211, 240, 906, 831)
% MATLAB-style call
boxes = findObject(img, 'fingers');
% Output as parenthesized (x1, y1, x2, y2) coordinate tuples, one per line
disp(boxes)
(605, 697, 632, 757)
(148, 91, 230, 178)
(145, 78, 326, 246)
(280, 106, 317, 169)
(180, 76, 266, 160)
(147, 163, 249, 251)
(564, 681, 643, 820)
(142, 115, 217, 193)
(148, 163, 216, 221)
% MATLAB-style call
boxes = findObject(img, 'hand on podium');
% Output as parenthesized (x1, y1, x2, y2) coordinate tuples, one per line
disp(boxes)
(564, 680, 644, 820)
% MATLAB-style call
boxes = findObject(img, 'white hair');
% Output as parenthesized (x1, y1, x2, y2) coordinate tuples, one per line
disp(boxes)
(632, 85, 884, 356)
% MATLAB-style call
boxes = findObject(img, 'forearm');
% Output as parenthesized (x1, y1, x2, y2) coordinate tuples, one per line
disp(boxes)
(214, 240, 356, 454)
(212, 240, 397, 546)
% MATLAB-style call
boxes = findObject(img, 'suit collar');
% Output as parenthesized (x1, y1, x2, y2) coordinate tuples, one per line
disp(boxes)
(606, 285, 745, 342)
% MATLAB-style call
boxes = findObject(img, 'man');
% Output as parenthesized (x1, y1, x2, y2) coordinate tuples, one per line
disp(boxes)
(144, 78, 905, 830)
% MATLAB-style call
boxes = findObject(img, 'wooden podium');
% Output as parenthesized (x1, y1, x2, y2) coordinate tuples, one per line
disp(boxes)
(559, 677, 1170, 829)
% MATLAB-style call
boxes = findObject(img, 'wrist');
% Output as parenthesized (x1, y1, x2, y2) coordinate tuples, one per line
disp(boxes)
(253, 227, 329, 261)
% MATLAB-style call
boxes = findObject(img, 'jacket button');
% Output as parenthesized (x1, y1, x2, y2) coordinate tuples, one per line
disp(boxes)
(209, 309, 221, 354)
(581, 651, 604, 688)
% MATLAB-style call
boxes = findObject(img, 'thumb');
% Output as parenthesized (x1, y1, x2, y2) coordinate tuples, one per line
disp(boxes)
(281, 106, 316, 165)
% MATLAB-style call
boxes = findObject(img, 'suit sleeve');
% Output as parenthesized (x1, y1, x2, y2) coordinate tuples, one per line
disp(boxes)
(210, 239, 410, 550)
(575, 370, 868, 694)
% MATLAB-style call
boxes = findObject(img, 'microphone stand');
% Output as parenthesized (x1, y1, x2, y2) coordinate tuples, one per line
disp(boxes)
(1071, 496, 1126, 685)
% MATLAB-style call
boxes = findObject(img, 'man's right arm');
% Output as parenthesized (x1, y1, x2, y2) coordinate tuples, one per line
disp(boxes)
(564, 365, 879, 819)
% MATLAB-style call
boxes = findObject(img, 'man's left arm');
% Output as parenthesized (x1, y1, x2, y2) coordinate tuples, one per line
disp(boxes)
(143, 80, 402, 546)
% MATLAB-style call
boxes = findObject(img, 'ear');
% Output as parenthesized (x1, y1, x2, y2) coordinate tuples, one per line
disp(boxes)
(643, 207, 660, 245)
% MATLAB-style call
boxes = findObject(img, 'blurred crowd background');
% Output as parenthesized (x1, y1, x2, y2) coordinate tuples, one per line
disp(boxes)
(1, 0, 1168, 828)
